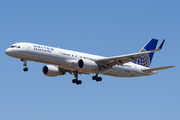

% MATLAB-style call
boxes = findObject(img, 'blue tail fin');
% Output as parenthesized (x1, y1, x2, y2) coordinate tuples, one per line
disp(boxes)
(133, 38, 158, 67)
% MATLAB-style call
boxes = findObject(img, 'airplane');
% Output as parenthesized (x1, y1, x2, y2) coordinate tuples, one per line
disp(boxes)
(5, 38, 175, 85)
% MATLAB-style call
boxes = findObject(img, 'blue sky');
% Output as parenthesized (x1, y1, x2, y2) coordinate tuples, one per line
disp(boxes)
(0, 0, 179, 120)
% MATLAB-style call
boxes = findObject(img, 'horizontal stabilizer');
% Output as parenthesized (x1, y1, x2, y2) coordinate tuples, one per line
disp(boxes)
(142, 66, 175, 72)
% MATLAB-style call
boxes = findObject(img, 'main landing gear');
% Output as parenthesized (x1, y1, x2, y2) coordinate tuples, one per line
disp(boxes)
(72, 71, 82, 85)
(92, 70, 102, 82)
(92, 75, 102, 82)
(21, 59, 28, 72)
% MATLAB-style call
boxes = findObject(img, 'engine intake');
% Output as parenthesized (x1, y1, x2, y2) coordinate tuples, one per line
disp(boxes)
(43, 65, 65, 77)
(78, 59, 98, 71)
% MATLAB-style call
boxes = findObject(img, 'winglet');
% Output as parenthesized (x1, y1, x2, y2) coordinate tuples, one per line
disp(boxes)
(151, 39, 165, 52)
(158, 39, 165, 49)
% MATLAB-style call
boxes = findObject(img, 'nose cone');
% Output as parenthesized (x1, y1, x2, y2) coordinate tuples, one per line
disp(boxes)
(5, 48, 13, 56)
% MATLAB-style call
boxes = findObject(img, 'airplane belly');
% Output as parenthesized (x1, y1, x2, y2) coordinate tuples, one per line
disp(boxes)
(102, 65, 148, 77)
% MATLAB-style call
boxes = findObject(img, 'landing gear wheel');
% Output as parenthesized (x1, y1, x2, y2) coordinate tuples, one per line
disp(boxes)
(23, 68, 28, 72)
(97, 77, 102, 82)
(92, 75, 102, 82)
(72, 79, 78, 83)
(92, 76, 97, 80)
(76, 80, 82, 85)
(96, 77, 102, 82)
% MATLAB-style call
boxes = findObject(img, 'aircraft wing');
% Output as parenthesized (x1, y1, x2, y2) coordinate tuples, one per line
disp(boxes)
(96, 51, 151, 65)
(95, 40, 165, 68)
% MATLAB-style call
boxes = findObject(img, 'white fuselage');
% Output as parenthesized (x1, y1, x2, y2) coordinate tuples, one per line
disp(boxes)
(5, 42, 156, 77)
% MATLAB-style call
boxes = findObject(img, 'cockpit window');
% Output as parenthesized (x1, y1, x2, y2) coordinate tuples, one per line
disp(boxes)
(10, 45, 20, 48)
(10, 45, 16, 48)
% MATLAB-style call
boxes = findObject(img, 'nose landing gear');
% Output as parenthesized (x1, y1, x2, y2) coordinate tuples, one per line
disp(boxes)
(21, 59, 28, 72)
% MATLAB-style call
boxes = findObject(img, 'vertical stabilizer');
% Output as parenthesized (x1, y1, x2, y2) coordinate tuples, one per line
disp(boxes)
(133, 38, 158, 67)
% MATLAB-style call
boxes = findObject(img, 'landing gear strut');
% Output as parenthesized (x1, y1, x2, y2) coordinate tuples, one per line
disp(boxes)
(92, 70, 102, 82)
(72, 71, 82, 85)
(21, 59, 28, 72)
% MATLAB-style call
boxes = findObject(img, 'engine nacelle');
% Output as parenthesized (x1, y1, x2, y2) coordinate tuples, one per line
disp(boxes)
(42, 65, 65, 77)
(78, 59, 98, 71)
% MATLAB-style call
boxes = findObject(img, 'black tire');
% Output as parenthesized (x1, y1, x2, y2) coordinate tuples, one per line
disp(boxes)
(96, 77, 102, 82)
(78, 80, 82, 84)
(76, 80, 82, 85)
(92, 76, 96, 80)
(23, 68, 28, 72)
(98, 77, 102, 81)
(72, 79, 77, 83)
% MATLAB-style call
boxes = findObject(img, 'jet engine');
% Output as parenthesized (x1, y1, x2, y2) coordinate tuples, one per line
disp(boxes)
(43, 65, 65, 77)
(78, 59, 98, 71)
